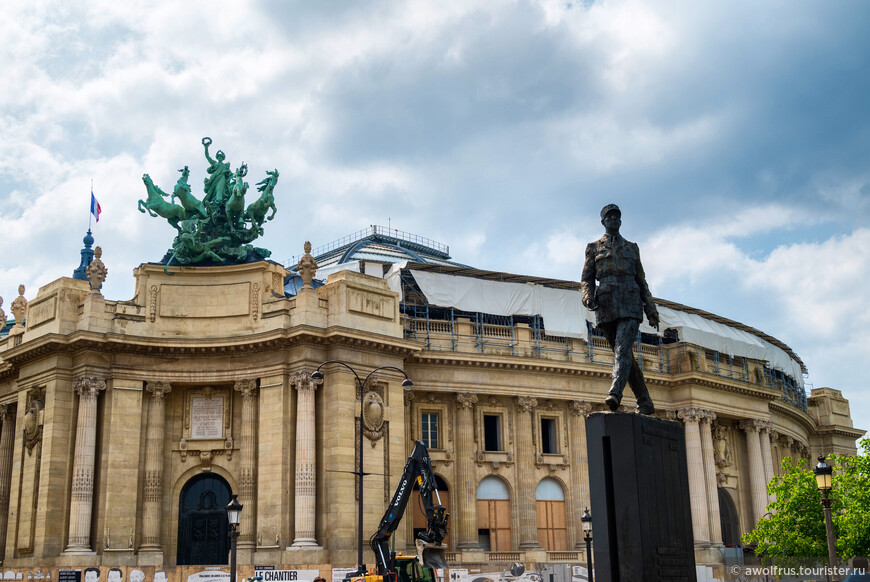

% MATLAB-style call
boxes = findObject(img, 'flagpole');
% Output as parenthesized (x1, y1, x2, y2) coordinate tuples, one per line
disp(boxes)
(89, 179, 93, 231)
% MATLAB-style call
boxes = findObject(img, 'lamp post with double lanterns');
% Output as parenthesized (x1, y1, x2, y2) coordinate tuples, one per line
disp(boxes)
(581, 507, 594, 582)
(227, 494, 243, 582)
(311, 362, 413, 577)
(814, 456, 840, 582)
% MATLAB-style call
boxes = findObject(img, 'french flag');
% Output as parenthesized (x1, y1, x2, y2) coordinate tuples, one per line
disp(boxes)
(90, 191, 102, 222)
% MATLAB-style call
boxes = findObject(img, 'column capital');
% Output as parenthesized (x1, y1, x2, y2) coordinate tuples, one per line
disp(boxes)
(145, 381, 171, 399)
(0, 403, 12, 421)
(769, 430, 780, 441)
(700, 411, 717, 424)
(515, 396, 537, 413)
(569, 400, 593, 417)
(677, 407, 706, 423)
(738, 418, 768, 433)
(234, 379, 258, 398)
(404, 391, 415, 407)
(456, 392, 478, 409)
(781, 435, 794, 448)
(291, 371, 320, 392)
(74, 376, 106, 399)
(758, 420, 772, 434)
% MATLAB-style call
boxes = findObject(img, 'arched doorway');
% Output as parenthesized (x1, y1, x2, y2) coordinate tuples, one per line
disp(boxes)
(477, 476, 511, 551)
(536, 477, 567, 550)
(412, 475, 451, 549)
(719, 488, 740, 546)
(177, 474, 232, 565)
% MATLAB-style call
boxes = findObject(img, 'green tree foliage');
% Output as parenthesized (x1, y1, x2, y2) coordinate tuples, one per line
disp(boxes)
(742, 439, 870, 559)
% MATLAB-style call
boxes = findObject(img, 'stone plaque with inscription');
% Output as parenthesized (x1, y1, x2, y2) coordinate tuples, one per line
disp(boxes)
(190, 396, 224, 439)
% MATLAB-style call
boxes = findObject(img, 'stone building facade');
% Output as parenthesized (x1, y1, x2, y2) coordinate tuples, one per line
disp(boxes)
(0, 241, 862, 576)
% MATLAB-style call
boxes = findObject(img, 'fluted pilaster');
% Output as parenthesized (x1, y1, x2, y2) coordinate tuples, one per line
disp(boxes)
(568, 400, 593, 550)
(0, 404, 16, 561)
(291, 372, 320, 547)
(678, 407, 710, 545)
(455, 393, 479, 550)
(759, 424, 775, 503)
(699, 412, 722, 544)
(739, 419, 769, 523)
(235, 379, 258, 547)
(65, 376, 107, 552)
(141, 382, 171, 551)
(515, 396, 541, 550)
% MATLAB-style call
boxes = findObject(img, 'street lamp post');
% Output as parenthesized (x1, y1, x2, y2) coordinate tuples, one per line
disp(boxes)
(581, 507, 593, 582)
(814, 456, 839, 582)
(311, 362, 413, 576)
(227, 494, 243, 582)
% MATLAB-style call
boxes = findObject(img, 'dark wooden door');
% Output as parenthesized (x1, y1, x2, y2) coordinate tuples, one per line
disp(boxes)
(178, 474, 231, 565)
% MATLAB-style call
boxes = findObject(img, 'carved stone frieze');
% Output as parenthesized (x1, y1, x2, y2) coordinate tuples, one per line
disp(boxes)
(23, 387, 46, 454)
(149, 285, 159, 322)
(712, 422, 734, 469)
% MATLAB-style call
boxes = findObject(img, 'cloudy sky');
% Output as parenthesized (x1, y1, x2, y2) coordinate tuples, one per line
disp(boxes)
(3, 1, 868, 435)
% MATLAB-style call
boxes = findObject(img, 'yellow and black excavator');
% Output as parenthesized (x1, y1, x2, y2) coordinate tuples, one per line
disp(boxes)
(348, 441, 449, 582)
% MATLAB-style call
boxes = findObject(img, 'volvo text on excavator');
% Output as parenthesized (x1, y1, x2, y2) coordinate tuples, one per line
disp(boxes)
(348, 440, 449, 582)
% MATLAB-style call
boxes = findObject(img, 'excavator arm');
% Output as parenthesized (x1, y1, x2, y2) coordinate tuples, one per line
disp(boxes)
(370, 441, 449, 578)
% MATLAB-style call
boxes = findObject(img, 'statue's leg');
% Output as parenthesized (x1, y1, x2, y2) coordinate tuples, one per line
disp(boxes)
(627, 352, 654, 415)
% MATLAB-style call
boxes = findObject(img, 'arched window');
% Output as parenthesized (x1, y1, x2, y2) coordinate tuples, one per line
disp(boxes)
(719, 488, 741, 546)
(535, 478, 567, 550)
(413, 475, 451, 550)
(477, 476, 511, 551)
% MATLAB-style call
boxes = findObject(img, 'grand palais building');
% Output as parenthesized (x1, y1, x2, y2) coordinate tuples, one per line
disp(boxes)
(0, 224, 862, 580)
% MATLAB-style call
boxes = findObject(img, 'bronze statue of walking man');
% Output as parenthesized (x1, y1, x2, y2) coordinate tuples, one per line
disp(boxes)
(581, 204, 659, 415)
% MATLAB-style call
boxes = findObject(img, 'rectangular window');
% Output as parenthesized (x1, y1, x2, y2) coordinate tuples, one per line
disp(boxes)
(541, 417, 557, 454)
(483, 415, 501, 451)
(421, 413, 439, 449)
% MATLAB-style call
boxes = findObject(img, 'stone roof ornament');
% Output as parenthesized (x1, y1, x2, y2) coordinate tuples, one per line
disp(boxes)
(139, 138, 280, 274)
(9, 285, 26, 336)
(0, 297, 5, 328)
(86, 246, 108, 293)
(297, 241, 318, 289)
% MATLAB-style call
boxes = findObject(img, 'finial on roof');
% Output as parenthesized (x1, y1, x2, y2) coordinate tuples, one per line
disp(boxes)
(297, 241, 318, 289)
(86, 246, 108, 293)
(73, 229, 96, 281)
(0, 297, 5, 328)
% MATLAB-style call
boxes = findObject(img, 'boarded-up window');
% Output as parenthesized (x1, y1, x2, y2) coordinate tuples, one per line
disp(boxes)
(477, 476, 511, 551)
(535, 478, 567, 550)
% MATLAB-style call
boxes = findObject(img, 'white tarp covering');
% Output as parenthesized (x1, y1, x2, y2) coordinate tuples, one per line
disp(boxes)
(410, 270, 589, 339)
(407, 269, 803, 383)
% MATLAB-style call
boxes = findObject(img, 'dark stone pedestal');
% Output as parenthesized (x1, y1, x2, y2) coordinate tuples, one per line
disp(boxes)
(586, 412, 697, 582)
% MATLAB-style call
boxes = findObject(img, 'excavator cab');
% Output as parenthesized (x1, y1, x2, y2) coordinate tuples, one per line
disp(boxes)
(396, 554, 437, 582)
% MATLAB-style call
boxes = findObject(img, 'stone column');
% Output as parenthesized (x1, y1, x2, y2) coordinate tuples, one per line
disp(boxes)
(678, 407, 710, 545)
(291, 372, 320, 547)
(759, 423, 775, 503)
(455, 393, 480, 550)
(515, 396, 541, 550)
(235, 379, 258, 548)
(699, 411, 722, 545)
(0, 404, 16, 561)
(739, 419, 769, 523)
(769, 431, 781, 475)
(65, 376, 107, 552)
(568, 400, 593, 550)
(140, 382, 171, 551)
